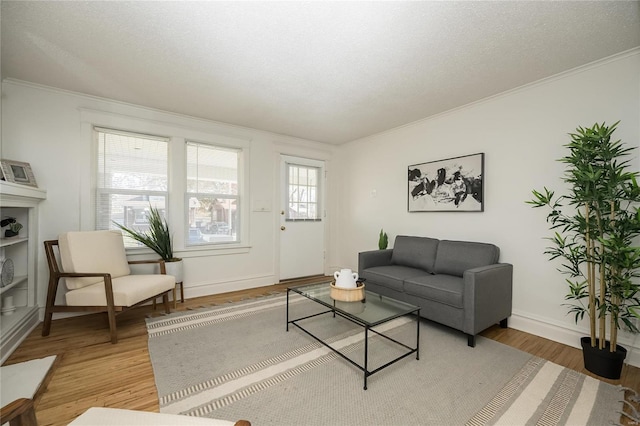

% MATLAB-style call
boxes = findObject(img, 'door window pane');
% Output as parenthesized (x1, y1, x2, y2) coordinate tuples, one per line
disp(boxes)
(286, 163, 321, 220)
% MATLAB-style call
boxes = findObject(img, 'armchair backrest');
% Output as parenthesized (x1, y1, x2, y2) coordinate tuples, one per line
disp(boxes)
(59, 230, 131, 290)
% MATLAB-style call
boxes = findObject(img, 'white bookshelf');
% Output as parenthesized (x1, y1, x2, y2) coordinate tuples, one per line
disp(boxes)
(0, 181, 46, 363)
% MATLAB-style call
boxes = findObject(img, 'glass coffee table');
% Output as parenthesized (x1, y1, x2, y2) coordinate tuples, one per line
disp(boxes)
(286, 282, 420, 390)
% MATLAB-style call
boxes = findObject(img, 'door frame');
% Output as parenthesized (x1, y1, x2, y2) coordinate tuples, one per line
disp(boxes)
(276, 152, 329, 281)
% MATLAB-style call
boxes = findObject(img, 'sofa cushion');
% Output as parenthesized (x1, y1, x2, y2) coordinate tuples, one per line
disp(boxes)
(433, 240, 499, 277)
(59, 230, 131, 290)
(360, 265, 427, 293)
(404, 274, 464, 308)
(390, 235, 439, 273)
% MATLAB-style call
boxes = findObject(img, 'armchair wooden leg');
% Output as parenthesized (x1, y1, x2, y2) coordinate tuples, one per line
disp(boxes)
(1, 398, 38, 426)
(107, 309, 118, 344)
(42, 308, 54, 337)
(163, 293, 171, 314)
(173, 287, 177, 309)
(42, 278, 59, 337)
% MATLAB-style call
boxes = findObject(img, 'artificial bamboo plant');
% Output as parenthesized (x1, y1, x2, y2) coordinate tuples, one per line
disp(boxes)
(528, 121, 640, 352)
(113, 204, 181, 262)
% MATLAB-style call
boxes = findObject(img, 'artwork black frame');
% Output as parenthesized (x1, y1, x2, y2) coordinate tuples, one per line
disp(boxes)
(408, 153, 484, 212)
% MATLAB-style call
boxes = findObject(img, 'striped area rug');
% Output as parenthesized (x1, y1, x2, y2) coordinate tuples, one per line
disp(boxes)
(146, 293, 624, 425)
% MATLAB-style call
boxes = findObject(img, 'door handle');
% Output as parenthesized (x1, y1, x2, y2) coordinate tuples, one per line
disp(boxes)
(281, 226, 286, 231)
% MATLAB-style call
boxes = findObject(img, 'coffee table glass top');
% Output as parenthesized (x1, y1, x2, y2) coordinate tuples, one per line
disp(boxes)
(289, 282, 419, 326)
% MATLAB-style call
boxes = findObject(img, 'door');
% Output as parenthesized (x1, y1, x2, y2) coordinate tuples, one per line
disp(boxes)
(279, 155, 325, 280)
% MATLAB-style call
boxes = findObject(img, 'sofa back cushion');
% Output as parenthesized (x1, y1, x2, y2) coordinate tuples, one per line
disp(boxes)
(59, 230, 131, 290)
(390, 235, 439, 273)
(434, 240, 499, 277)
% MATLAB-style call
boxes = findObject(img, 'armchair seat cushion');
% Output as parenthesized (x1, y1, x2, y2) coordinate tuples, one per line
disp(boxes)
(404, 274, 464, 308)
(66, 274, 176, 307)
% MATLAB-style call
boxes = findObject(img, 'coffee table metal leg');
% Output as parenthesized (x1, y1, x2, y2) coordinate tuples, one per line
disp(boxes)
(364, 325, 369, 390)
(286, 289, 290, 332)
(416, 310, 420, 360)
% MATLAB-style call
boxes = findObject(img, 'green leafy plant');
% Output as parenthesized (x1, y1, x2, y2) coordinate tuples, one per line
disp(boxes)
(113, 204, 180, 262)
(378, 229, 389, 250)
(8, 222, 22, 233)
(528, 121, 640, 352)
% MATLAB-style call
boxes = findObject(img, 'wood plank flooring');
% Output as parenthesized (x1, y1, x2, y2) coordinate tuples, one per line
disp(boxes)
(3, 276, 639, 426)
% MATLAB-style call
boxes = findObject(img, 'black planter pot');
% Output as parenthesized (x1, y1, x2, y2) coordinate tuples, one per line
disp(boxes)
(4, 229, 19, 238)
(580, 337, 627, 379)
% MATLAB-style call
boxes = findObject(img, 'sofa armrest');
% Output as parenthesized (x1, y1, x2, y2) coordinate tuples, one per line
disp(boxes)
(358, 249, 393, 274)
(463, 263, 513, 335)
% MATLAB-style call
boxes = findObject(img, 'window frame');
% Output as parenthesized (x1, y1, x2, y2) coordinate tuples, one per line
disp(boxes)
(82, 108, 252, 256)
(184, 140, 244, 247)
(94, 126, 170, 249)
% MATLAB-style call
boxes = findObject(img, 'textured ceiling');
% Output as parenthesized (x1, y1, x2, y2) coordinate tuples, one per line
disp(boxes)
(2, 1, 639, 144)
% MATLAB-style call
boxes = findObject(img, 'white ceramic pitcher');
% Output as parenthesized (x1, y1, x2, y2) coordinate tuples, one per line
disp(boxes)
(334, 268, 359, 288)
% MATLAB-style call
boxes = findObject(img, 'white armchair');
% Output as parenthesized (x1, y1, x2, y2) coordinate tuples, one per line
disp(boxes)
(42, 230, 176, 343)
(0, 400, 252, 426)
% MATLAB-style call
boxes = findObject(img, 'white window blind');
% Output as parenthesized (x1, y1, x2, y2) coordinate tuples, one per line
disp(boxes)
(95, 127, 169, 247)
(186, 141, 240, 245)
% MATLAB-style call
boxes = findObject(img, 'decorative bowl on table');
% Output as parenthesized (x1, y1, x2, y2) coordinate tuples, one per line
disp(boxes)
(330, 281, 365, 302)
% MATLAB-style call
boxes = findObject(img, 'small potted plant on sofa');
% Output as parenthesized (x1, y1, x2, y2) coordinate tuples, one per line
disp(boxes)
(528, 121, 640, 379)
(378, 229, 389, 250)
(113, 205, 183, 284)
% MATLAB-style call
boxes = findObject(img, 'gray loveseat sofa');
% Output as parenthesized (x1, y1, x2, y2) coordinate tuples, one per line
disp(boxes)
(358, 235, 513, 347)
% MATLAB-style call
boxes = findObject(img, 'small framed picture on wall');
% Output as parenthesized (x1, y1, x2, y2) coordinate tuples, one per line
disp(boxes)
(0, 159, 38, 187)
(408, 153, 484, 212)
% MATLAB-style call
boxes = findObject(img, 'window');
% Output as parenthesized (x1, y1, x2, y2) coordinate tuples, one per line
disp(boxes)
(286, 163, 321, 220)
(186, 142, 240, 245)
(95, 128, 169, 247)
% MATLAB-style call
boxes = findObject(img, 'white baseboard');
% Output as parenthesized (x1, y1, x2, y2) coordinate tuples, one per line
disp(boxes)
(509, 312, 640, 368)
(1, 307, 40, 364)
(183, 274, 278, 299)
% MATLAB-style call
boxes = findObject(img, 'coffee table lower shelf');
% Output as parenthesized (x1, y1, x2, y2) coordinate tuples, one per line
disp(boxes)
(286, 287, 420, 390)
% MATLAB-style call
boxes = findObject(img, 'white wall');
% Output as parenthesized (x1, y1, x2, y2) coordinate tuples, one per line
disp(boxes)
(333, 50, 640, 364)
(1, 80, 336, 310)
(3, 49, 640, 366)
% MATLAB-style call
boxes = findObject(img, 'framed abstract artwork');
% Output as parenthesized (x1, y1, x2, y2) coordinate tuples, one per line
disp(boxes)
(408, 153, 484, 212)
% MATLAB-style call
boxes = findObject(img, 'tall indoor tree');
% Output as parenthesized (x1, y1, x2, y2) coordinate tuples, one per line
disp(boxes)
(528, 121, 640, 377)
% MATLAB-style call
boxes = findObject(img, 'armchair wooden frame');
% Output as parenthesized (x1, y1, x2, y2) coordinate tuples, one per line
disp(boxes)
(0, 398, 38, 426)
(42, 239, 172, 344)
